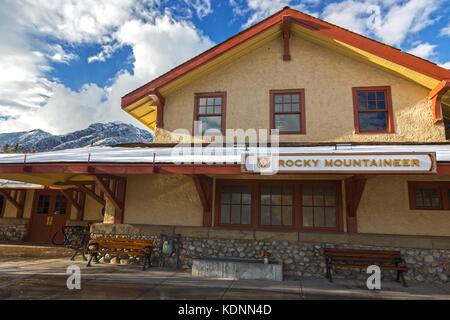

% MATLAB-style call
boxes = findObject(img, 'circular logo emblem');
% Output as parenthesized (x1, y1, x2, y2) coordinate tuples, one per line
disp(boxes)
(257, 156, 271, 169)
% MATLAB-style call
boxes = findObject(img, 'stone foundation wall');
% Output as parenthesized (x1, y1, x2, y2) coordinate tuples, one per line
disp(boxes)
(0, 219, 29, 242)
(91, 223, 450, 283)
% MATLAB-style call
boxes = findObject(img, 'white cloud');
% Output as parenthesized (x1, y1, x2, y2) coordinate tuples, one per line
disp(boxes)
(322, 0, 440, 46)
(0, 0, 214, 134)
(408, 42, 437, 60)
(46, 44, 78, 64)
(231, 0, 320, 28)
(441, 24, 450, 37)
(440, 61, 450, 70)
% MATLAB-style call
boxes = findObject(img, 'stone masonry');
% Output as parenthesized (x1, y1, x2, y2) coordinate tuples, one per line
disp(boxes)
(91, 224, 450, 284)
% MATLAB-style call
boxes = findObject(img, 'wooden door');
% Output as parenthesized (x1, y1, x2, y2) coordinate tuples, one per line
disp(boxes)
(29, 191, 70, 243)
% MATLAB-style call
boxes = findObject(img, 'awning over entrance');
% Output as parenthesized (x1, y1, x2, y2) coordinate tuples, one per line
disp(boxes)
(0, 144, 450, 187)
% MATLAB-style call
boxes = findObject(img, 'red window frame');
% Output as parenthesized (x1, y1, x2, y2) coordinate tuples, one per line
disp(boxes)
(215, 180, 343, 232)
(270, 89, 306, 134)
(193, 92, 226, 136)
(352, 86, 394, 134)
(408, 181, 450, 210)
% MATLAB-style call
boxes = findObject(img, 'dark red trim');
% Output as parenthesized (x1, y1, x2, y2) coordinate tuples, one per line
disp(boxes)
(0, 163, 242, 175)
(121, 7, 450, 109)
(282, 15, 291, 61)
(352, 86, 394, 134)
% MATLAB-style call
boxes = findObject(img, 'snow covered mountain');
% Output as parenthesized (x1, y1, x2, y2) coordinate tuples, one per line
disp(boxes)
(0, 122, 153, 153)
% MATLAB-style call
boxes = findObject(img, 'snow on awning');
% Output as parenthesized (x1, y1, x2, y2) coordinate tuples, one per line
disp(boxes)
(0, 144, 450, 165)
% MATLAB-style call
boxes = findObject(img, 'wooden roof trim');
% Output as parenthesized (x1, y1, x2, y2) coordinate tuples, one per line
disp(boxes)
(121, 7, 450, 109)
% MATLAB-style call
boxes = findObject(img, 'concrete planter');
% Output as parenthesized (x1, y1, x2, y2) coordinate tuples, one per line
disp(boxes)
(192, 258, 283, 281)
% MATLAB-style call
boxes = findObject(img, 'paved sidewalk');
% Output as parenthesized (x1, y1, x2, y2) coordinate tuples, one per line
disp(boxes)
(0, 257, 449, 300)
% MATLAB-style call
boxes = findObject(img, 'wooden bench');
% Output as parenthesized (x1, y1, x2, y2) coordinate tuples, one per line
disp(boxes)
(87, 237, 155, 270)
(324, 248, 409, 287)
(52, 225, 91, 261)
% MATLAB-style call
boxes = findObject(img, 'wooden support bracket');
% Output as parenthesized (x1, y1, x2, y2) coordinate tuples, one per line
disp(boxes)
(192, 175, 213, 227)
(345, 176, 367, 233)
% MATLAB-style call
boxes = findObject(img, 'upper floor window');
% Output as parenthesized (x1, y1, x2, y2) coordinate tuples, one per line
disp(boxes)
(194, 92, 226, 135)
(352, 86, 394, 134)
(270, 89, 305, 134)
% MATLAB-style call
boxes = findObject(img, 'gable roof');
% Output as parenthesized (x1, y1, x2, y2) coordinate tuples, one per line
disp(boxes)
(121, 7, 450, 129)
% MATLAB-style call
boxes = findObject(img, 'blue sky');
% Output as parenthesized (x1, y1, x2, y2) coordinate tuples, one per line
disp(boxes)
(0, 0, 449, 134)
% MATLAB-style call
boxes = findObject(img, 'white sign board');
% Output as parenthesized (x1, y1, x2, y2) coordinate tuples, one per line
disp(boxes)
(242, 153, 437, 174)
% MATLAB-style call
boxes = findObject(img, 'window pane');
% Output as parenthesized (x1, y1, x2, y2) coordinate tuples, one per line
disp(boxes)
(358, 112, 387, 132)
(221, 191, 231, 204)
(283, 207, 293, 226)
(303, 207, 313, 227)
(242, 192, 251, 205)
(282, 188, 292, 205)
(207, 97, 214, 106)
(220, 205, 230, 224)
(283, 104, 291, 112)
(376, 100, 386, 110)
(313, 189, 324, 206)
(324, 187, 336, 206)
(368, 100, 377, 110)
(37, 195, 51, 214)
(275, 114, 300, 132)
(314, 207, 325, 227)
(214, 97, 222, 105)
(291, 103, 300, 112)
(198, 116, 222, 134)
(415, 189, 424, 207)
(272, 206, 282, 225)
(271, 188, 282, 205)
(231, 205, 241, 224)
(261, 191, 271, 205)
(291, 94, 300, 103)
(199, 98, 207, 106)
(261, 206, 271, 225)
(214, 106, 222, 114)
(275, 104, 283, 112)
(325, 208, 337, 228)
(368, 92, 376, 100)
(54, 195, 67, 215)
(231, 192, 241, 204)
(302, 186, 313, 206)
(275, 95, 283, 103)
(376, 92, 385, 101)
(242, 205, 251, 225)
(199, 106, 207, 114)
(283, 95, 291, 103)
(207, 106, 214, 114)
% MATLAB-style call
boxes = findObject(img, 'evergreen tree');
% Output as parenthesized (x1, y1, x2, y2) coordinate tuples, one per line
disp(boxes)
(12, 143, 19, 153)
(2, 144, 9, 153)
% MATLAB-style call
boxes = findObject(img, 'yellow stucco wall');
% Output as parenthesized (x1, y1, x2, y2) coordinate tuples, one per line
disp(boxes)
(83, 186, 104, 222)
(123, 175, 203, 226)
(358, 175, 450, 236)
(120, 174, 450, 237)
(157, 34, 444, 143)
(2, 190, 34, 219)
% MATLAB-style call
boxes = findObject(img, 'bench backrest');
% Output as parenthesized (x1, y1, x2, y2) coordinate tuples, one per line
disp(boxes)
(93, 236, 154, 249)
(324, 248, 402, 260)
